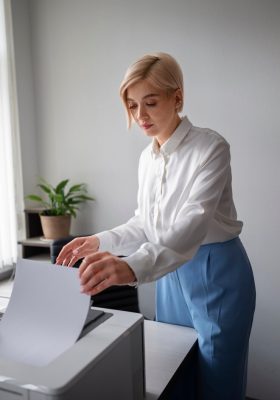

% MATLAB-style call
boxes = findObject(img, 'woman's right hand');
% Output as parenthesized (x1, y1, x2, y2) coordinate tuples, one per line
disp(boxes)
(56, 235, 100, 267)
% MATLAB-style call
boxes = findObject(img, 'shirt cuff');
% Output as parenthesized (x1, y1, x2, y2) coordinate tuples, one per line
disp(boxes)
(95, 231, 113, 253)
(96, 232, 140, 287)
(128, 280, 138, 288)
(123, 250, 150, 285)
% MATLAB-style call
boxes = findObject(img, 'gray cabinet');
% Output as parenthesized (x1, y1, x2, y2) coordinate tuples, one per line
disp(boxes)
(18, 209, 52, 260)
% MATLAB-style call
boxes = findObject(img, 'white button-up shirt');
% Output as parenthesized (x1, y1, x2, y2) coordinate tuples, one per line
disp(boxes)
(96, 116, 243, 284)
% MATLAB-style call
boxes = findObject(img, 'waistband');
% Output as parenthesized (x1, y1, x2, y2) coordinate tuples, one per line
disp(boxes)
(200, 236, 241, 250)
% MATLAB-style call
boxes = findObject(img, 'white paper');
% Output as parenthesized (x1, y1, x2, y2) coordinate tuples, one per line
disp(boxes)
(0, 259, 91, 366)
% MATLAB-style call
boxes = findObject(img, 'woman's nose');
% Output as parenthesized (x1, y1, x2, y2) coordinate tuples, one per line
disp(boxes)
(137, 105, 148, 120)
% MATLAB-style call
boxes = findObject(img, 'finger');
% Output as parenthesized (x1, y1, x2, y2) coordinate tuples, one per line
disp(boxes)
(72, 241, 89, 256)
(79, 259, 107, 286)
(56, 251, 73, 265)
(81, 269, 113, 295)
(67, 249, 89, 267)
(62, 255, 75, 266)
(56, 238, 84, 264)
(78, 252, 110, 278)
(67, 255, 80, 267)
(56, 241, 77, 263)
(83, 275, 113, 296)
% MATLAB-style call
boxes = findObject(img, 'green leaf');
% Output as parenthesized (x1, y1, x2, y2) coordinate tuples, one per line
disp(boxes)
(56, 194, 63, 202)
(25, 194, 44, 202)
(38, 183, 52, 195)
(69, 199, 86, 205)
(67, 206, 77, 217)
(79, 195, 95, 201)
(67, 194, 94, 202)
(66, 184, 85, 195)
(55, 179, 69, 193)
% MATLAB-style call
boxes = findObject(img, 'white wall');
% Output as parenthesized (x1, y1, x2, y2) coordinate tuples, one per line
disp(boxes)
(11, 0, 38, 196)
(12, 0, 280, 398)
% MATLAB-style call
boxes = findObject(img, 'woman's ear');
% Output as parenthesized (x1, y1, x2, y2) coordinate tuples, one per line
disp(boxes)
(174, 88, 183, 111)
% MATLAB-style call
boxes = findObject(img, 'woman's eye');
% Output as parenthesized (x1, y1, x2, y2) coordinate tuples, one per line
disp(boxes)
(146, 103, 156, 107)
(128, 104, 137, 110)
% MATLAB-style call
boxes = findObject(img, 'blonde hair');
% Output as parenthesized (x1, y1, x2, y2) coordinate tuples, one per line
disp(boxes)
(120, 52, 184, 127)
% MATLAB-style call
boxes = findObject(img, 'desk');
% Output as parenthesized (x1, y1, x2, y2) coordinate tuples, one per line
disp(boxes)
(144, 321, 197, 399)
(0, 278, 197, 399)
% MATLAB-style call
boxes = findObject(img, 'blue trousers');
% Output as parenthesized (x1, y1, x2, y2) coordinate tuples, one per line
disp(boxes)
(156, 237, 256, 400)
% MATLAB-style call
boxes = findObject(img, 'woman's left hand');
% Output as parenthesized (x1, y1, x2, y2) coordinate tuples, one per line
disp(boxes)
(79, 252, 136, 296)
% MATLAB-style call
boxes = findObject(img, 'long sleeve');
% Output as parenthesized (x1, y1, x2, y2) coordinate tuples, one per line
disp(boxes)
(123, 140, 232, 283)
(96, 211, 148, 256)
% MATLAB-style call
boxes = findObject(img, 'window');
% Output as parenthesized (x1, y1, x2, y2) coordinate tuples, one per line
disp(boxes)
(0, 0, 24, 270)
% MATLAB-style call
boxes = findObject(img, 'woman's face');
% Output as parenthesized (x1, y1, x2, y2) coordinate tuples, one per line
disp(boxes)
(126, 80, 182, 145)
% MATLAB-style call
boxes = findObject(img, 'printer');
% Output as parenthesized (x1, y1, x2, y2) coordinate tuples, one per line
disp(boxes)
(0, 307, 145, 400)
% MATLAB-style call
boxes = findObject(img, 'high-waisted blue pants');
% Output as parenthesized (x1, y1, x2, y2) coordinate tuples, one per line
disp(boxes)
(156, 237, 256, 400)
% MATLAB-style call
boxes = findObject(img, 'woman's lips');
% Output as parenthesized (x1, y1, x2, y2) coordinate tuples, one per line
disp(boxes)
(141, 123, 153, 130)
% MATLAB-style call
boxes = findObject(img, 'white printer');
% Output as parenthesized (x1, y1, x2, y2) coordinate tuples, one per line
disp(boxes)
(0, 307, 145, 400)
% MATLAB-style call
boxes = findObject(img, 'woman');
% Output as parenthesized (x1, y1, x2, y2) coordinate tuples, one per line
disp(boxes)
(57, 52, 256, 399)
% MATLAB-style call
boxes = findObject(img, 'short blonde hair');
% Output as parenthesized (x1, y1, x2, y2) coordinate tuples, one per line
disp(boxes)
(120, 52, 184, 128)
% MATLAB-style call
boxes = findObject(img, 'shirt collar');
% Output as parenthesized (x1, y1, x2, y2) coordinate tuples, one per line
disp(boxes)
(151, 116, 192, 157)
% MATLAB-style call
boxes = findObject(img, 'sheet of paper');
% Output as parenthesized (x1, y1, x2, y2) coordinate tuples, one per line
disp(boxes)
(0, 258, 91, 366)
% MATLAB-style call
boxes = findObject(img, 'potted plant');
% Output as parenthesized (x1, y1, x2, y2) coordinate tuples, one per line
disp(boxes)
(26, 178, 94, 240)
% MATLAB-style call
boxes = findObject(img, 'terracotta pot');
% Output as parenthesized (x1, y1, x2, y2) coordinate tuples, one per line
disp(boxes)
(40, 215, 71, 240)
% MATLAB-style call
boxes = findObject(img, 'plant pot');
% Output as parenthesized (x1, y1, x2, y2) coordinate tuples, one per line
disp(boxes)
(40, 215, 71, 240)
